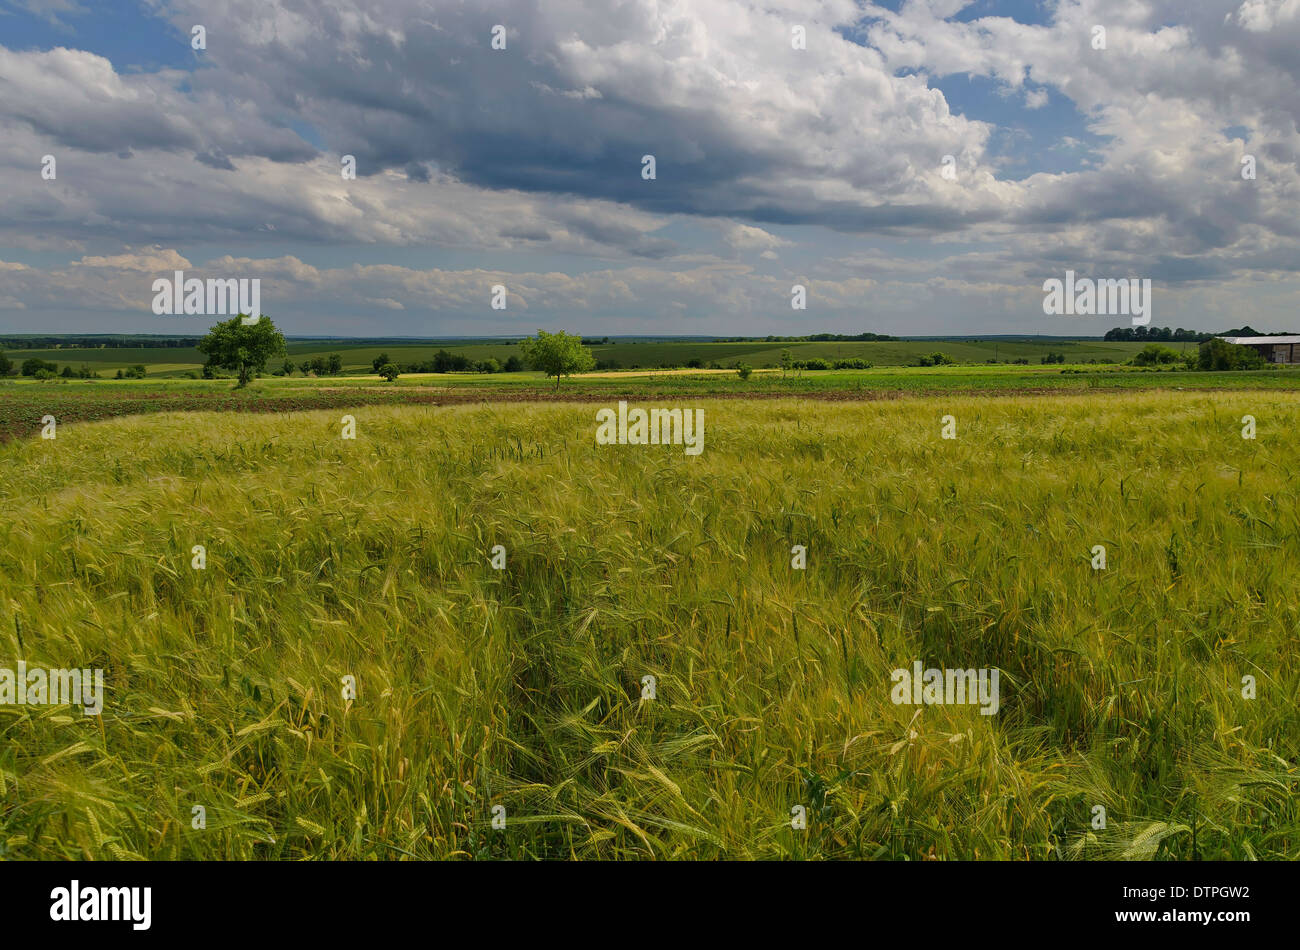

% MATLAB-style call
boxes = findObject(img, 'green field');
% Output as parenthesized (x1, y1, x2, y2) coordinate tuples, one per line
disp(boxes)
(4, 360, 1300, 444)
(1, 389, 1297, 859)
(3, 337, 1168, 378)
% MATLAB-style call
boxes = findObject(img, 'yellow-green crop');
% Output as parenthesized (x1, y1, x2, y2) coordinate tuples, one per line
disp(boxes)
(0, 391, 1296, 859)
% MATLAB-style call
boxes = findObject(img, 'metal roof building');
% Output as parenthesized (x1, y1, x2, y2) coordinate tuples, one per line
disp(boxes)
(1219, 336, 1300, 364)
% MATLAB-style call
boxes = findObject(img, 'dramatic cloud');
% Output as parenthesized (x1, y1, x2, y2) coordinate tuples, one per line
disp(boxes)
(0, 0, 1297, 333)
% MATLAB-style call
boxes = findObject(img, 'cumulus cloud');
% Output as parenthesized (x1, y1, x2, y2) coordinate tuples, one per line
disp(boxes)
(0, 0, 1298, 332)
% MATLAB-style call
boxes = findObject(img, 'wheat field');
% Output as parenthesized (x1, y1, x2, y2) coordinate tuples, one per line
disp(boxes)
(1, 391, 1297, 859)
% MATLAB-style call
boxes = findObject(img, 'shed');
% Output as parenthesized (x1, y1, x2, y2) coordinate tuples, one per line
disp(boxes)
(1218, 336, 1300, 364)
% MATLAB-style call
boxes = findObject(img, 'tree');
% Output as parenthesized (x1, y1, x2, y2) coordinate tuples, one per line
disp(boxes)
(503, 355, 524, 373)
(371, 352, 392, 373)
(60, 365, 74, 378)
(431, 349, 470, 373)
(282, 359, 296, 376)
(1198, 338, 1264, 371)
(377, 362, 400, 382)
(327, 353, 343, 375)
(196, 315, 287, 388)
(518, 329, 595, 388)
(477, 357, 501, 374)
(737, 363, 753, 380)
(779, 350, 793, 377)
(0, 349, 11, 375)
(308, 355, 326, 376)
(22, 357, 57, 376)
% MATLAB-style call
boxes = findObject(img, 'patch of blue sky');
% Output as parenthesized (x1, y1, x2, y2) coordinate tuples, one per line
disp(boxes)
(950, 0, 1055, 27)
(929, 73, 1108, 177)
(0, 0, 194, 71)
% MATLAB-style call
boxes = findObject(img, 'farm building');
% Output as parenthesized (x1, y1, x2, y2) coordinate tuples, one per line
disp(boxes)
(1218, 336, 1300, 364)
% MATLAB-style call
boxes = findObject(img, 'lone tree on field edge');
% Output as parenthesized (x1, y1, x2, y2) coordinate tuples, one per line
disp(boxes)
(519, 329, 595, 388)
(197, 315, 287, 388)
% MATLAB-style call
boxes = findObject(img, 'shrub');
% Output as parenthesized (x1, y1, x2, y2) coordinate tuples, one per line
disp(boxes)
(737, 363, 753, 380)
(1131, 343, 1180, 367)
(1198, 338, 1265, 371)
(378, 363, 400, 382)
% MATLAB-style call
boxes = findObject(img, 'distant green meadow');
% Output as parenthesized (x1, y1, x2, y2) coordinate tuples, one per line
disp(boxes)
(2, 337, 1175, 378)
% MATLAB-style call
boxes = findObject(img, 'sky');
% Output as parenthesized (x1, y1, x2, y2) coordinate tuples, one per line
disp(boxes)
(0, 0, 1297, 338)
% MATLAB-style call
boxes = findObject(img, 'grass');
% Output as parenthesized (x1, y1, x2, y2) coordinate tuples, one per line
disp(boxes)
(1, 390, 1297, 859)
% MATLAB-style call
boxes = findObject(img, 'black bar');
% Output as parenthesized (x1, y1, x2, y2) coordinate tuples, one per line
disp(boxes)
(1, 860, 1277, 937)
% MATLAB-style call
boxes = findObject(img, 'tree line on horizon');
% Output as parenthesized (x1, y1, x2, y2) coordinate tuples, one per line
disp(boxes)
(0, 330, 906, 350)
(1101, 325, 1294, 342)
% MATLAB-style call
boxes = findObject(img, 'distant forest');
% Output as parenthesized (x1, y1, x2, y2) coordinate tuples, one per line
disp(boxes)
(709, 332, 898, 342)
(1102, 325, 1293, 342)
(2, 327, 1292, 350)
(0, 335, 202, 349)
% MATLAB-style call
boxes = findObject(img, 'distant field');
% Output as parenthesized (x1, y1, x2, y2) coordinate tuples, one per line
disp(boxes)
(2, 338, 1168, 377)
